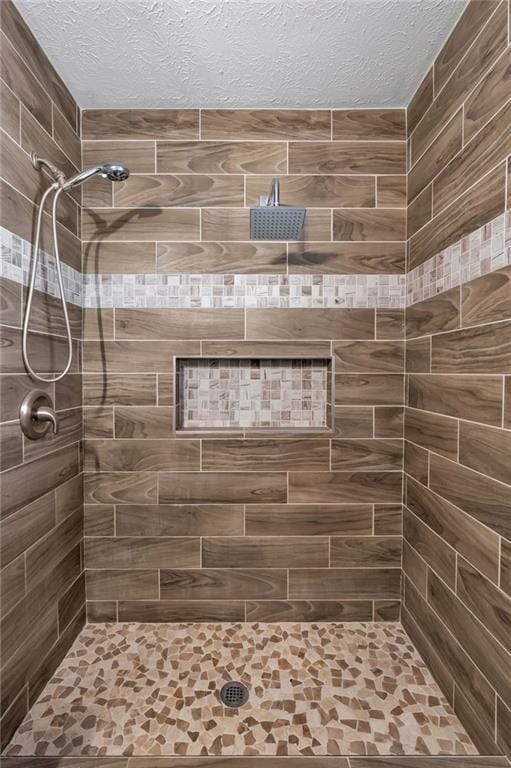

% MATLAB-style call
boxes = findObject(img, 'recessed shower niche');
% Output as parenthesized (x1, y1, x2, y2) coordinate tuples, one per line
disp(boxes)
(174, 357, 333, 432)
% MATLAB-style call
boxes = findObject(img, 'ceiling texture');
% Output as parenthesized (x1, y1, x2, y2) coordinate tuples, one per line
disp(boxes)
(14, 0, 467, 109)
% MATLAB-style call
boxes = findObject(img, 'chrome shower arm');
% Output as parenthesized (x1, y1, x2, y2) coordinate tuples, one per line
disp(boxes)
(267, 178, 280, 206)
(31, 152, 66, 186)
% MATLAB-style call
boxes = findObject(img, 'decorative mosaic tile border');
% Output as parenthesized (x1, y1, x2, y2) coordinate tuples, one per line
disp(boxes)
(176, 358, 330, 429)
(0, 226, 82, 306)
(407, 211, 511, 304)
(83, 272, 405, 309)
(2, 211, 510, 310)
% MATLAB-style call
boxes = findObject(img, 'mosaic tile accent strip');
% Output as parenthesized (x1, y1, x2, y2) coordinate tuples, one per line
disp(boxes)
(83, 273, 405, 309)
(3, 622, 477, 758)
(407, 211, 511, 304)
(177, 358, 330, 429)
(0, 226, 82, 306)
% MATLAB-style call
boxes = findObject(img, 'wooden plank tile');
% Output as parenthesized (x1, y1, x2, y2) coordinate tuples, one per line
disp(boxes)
(376, 176, 406, 208)
(86, 570, 159, 600)
(247, 308, 374, 340)
(1, 446, 79, 520)
(83, 141, 156, 173)
(160, 568, 287, 600)
(405, 407, 458, 460)
(434, 0, 501, 94)
(84, 505, 115, 536)
(84, 439, 199, 472)
(82, 207, 200, 241)
(202, 439, 330, 471)
(201, 207, 331, 241)
(403, 507, 456, 589)
(429, 453, 511, 539)
(83, 340, 199, 372)
(114, 406, 174, 439)
(0, 79, 20, 142)
(289, 568, 401, 599)
(376, 309, 404, 340)
(246, 600, 372, 622)
(0, 420, 22, 472)
(84, 537, 200, 569)
(409, 159, 506, 271)
(333, 407, 373, 437)
(87, 601, 117, 622)
(0, 325, 79, 375)
(288, 471, 402, 504)
(52, 105, 80, 169)
(374, 406, 404, 438)
(459, 420, 511, 485)
(156, 241, 286, 274)
(335, 374, 404, 405)
(82, 241, 156, 274)
(158, 472, 287, 504)
(374, 600, 400, 620)
(406, 338, 431, 373)
(428, 569, 511, 705)
(408, 68, 433, 134)
(0, 554, 26, 616)
(464, 46, 511, 143)
(506, 376, 511, 428)
(288, 142, 406, 174)
(114, 308, 244, 340)
(82, 109, 199, 139)
(374, 503, 402, 535)
(462, 265, 511, 327)
(408, 110, 462, 202)
(407, 475, 500, 583)
(115, 504, 244, 536)
(157, 140, 286, 174)
(245, 504, 373, 536)
(202, 340, 331, 357)
(202, 537, 328, 568)
(496, 696, 511, 754)
(457, 556, 511, 652)
(502, 539, 511, 597)
(333, 340, 404, 372)
(288, 241, 405, 274)
(83, 373, 157, 405)
(407, 184, 432, 238)
(0, 493, 55, 567)
(434, 99, 511, 214)
(83, 472, 157, 505)
(332, 109, 405, 140)
(404, 440, 429, 484)
(431, 319, 511, 373)
(246, 175, 375, 208)
(115, 174, 244, 208)
(201, 109, 331, 141)
(118, 600, 244, 622)
(330, 536, 401, 567)
(411, 1, 507, 162)
(83, 309, 114, 340)
(331, 439, 402, 471)
(408, 373, 503, 425)
(84, 407, 114, 439)
(403, 541, 428, 595)
(333, 208, 406, 241)
(0, 31, 51, 134)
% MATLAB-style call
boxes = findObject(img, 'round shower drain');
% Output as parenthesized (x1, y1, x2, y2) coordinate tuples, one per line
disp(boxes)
(220, 681, 249, 708)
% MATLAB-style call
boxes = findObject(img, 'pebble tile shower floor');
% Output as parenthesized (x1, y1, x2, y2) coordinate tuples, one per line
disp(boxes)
(4, 622, 477, 758)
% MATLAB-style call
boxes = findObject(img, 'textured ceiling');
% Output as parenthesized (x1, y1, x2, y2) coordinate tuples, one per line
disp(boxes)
(15, 0, 467, 109)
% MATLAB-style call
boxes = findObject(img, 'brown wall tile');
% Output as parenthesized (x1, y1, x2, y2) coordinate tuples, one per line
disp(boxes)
(82, 109, 199, 139)
(114, 308, 244, 340)
(289, 142, 406, 174)
(406, 287, 460, 338)
(246, 600, 372, 622)
(331, 439, 403, 471)
(459, 420, 511, 484)
(288, 242, 405, 275)
(330, 536, 402, 567)
(116, 504, 243, 537)
(82, 207, 200, 241)
(245, 504, 372, 536)
(202, 537, 328, 568)
(335, 374, 404, 405)
(408, 373, 503, 425)
(157, 140, 287, 174)
(333, 208, 406, 241)
(201, 109, 331, 140)
(158, 472, 287, 504)
(84, 537, 200, 569)
(84, 439, 200, 472)
(405, 407, 458, 460)
(332, 109, 406, 140)
(288, 471, 402, 504)
(115, 173, 244, 208)
(333, 340, 404, 372)
(157, 241, 286, 274)
(431, 320, 511, 373)
(246, 175, 375, 208)
(461, 265, 511, 327)
(289, 568, 401, 599)
(202, 438, 329, 471)
(160, 568, 287, 600)
(247, 308, 374, 340)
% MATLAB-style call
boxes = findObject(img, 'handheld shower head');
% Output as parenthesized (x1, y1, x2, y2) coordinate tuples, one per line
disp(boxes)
(61, 161, 130, 191)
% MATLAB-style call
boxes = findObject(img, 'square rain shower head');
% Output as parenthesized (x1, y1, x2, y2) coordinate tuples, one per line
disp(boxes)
(250, 205, 306, 240)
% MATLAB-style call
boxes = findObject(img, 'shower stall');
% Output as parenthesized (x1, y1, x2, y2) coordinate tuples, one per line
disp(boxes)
(1, 0, 510, 764)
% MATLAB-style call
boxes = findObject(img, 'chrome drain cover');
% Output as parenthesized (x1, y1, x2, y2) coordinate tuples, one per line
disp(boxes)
(220, 681, 249, 708)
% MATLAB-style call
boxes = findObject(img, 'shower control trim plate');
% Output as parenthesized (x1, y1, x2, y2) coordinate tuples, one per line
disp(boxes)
(20, 390, 59, 440)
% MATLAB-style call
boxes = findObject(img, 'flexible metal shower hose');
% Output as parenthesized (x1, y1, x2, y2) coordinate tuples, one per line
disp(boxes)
(22, 183, 74, 383)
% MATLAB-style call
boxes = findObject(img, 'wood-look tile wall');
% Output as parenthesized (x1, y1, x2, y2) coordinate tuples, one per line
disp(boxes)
(81, 105, 406, 625)
(0, 1, 84, 749)
(404, 0, 511, 756)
